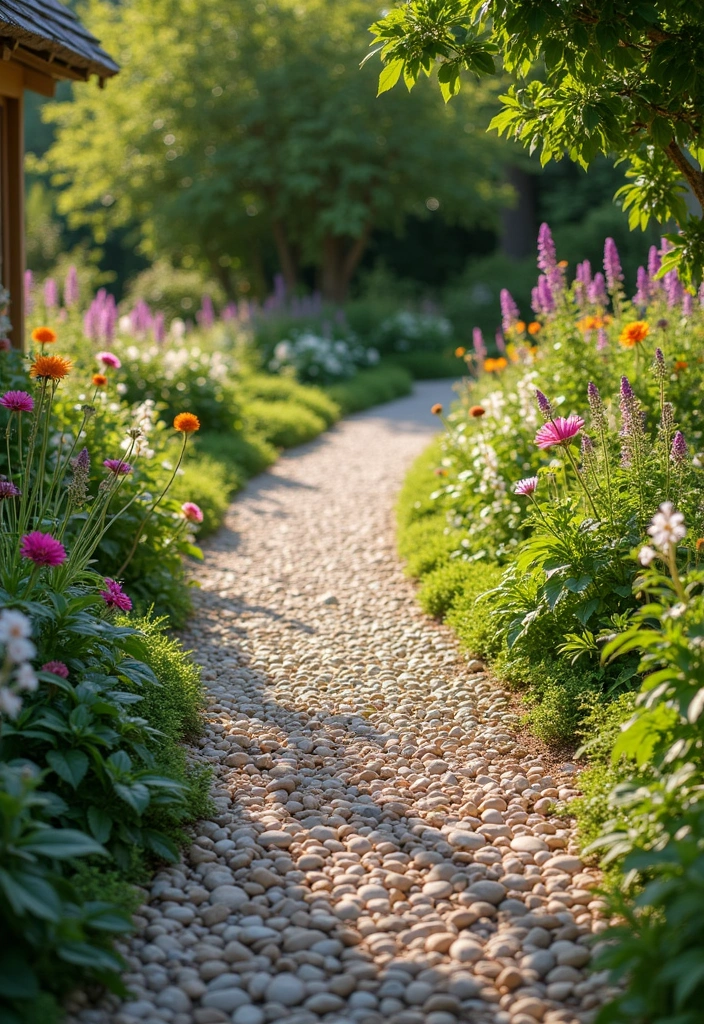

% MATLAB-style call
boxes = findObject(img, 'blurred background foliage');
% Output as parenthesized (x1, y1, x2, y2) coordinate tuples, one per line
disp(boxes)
(25, 0, 659, 334)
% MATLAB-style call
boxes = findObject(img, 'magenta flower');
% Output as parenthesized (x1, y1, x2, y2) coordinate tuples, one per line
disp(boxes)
(42, 660, 69, 678)
(0, 481, 21, 499)
(671, 431, 688, 465)
(181, 502, 204, 524)
(634, 266, 650, 307)
(535, 415, 585, 450)
(103, 459, 132, 475)
(97, 351, 121, 369)
(100, 579, 132, 612)
(0, 390, 34, 413)
(514, 476, 539, 496)
(20, 531, 67, 567)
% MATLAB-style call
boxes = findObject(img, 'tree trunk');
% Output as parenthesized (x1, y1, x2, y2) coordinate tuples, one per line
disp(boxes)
(319, 227, 372, 303)
(271, 219, 299, 293)
(500, 165, 537, 259)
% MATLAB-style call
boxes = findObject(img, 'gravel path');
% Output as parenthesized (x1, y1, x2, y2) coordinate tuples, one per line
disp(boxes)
(68, 381, 615, 1024)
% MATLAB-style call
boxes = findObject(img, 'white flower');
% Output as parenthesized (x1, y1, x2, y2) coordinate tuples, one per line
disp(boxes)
(0, 687, 22, 718)
(0, 609, 32, 643)
(116, 382, 128, 395)
(647, 502, 687, 551)
(15, 663, 38, 692)
(7, 637, 36, 664)
(638, 545, 657, 567)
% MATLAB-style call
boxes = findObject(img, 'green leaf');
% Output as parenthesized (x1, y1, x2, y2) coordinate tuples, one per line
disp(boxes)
(47, 749, 89, 789)
(19, 827, 105, 860)
(87, 806, 113, 843)
(0, 951, 39, 999)
(377, 58, 404, 96)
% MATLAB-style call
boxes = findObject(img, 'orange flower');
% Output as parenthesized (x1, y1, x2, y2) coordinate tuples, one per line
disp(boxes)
(431, 404, 443, 416)
(484, 357, 508, 373)
(454, 346, 466, 358)
(577, 315, 604, 333)
(674, 360, 689, 372)
(619, 320, 650, 348)
(31, 326, 57, 345)
(469, 405, 486, 418)
(173, 412, 200, 433)
(527, 322, 541, 336)
(514, 321, 526, 334)
(697, 538, 704, 553)
(92, 373, 108, 387)
(434, 468, 448, 477)
(30, 354, 71, 381)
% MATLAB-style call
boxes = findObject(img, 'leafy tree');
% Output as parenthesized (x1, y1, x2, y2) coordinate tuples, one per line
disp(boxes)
(368, 1, 704, 282)
(42, 0, 503, 301)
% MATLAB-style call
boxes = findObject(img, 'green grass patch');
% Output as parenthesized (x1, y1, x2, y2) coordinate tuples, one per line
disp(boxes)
(389, 351, 462, 379)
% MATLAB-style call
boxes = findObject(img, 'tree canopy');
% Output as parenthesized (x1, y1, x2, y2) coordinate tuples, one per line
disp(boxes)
(369, 1, 704, 282)
(43, 0, 504, 300)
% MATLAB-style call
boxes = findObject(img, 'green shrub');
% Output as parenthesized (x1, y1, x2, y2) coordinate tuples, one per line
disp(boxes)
(175, 448, 242, 537)
(241, 373, 340, 426)
(245, 398, 327, 448)
(389, 351, 462, 379)
(195, 429, 278, 477)
(399, 517, 459, 577)
(327, 364, 412, 414)
(418, 560, 486, 618)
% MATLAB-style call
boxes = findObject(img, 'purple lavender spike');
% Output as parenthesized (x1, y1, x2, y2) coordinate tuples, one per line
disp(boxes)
(648, 245, 661, 283)
(537, 274, 554, 314)
(64, 265, 79, 308)
(495, 329, 506, 353)
(596, 329, 608, 351)
(588, 272, 607, 306)
(604, 238, 623, 293)
(537, 223, 556, 273)
(665, 270, 683, 308)
(535, 389, 553, 418)
(500, 288, 519, 331)
(472, 327, 486, 359)
(634, 266, 650, 307)
(671, 430, 688, 465)
(154, 312, 166, 344)
(683, 291, 694, 316)
(44, 277, 58, 310)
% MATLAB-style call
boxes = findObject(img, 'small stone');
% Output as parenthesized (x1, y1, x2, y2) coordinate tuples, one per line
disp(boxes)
(264, 974, 307, 1006)
(258, 830, 293, 848)
(468, 881, 506, 905)
(208, 885, 248, 910)
(448, 938, 484, 963)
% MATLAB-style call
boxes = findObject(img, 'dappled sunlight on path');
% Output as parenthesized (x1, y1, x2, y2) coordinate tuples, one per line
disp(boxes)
(67, 382, 615, 1024)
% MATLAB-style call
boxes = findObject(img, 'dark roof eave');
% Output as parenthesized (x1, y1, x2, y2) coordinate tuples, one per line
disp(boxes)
(0, 0, 119, 79)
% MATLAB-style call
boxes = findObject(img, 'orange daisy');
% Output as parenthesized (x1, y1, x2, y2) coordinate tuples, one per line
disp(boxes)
(454, 346, 466, 358)
(484, 357, 508, 373)
(674, 360, 688, 372)
(173, 412, 201, 433)
(431, 404, 443, 416)
(31, 326, 57, 345)
(527, 322, 541, 336)
(92, 373, 108, 387)
(514, 321, 526, 334)
(469, 405, 486, 418)
(619, 321, 650, 348)
(30, 354, 71, 381)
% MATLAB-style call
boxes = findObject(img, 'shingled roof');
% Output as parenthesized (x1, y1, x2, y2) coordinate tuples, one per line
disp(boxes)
(0, 0, 118, 81)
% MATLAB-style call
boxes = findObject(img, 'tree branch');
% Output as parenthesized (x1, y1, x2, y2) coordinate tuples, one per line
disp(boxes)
(665, 140, 704, 212)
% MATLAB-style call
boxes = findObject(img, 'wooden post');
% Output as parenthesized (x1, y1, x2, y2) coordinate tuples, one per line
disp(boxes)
(6, 91, 24, 349)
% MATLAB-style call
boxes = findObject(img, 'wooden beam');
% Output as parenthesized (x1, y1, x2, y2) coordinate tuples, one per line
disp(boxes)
(23, 65, 56, 97)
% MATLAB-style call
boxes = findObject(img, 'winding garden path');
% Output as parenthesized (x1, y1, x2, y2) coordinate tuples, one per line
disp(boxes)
(68, 382, 615, 1024)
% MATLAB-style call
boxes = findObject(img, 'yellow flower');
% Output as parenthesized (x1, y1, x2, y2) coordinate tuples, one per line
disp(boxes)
(619, 321, 650, 348)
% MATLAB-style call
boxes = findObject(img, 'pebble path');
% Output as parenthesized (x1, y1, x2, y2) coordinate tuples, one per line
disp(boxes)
(67, 382, 616, 1024)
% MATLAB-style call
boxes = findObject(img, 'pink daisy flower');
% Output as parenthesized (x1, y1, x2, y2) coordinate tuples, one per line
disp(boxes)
(181, 501, 204, 524)
(20, 531, 67, 567)
(100, 579, 132, 612)
(514, 476, 539, 496)
(534, 415, 585, 450)
(103, 459, 132, 475)
(97, 351, 121, 369)
(1, 390, 35, 413)
(42, 660, 69, 678)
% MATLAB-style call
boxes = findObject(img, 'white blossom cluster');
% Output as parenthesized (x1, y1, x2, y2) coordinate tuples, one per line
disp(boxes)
(378, 310, 452, 352)
(0, 609, 38, 719)
(269, 333, 379, 380)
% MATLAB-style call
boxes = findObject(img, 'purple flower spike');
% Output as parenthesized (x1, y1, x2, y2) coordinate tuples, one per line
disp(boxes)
(683, 291, 694, 316)
(64, 265, 79, 308)
(620, 376, 635, 401)
(604, 238, 623, 293)
(495, 330, 506, 353)
(588, 272, 607, 306)
(44, 277, 58, 311)
(537, 223, 557, 273)
(665, 270, 684, 308)
(535, 389, 553, 419)
(596, 329, 609, 351)
(537, 274, 555, 314)
(634, 266, 650, 307)
(472, 327, 486, 359)
(671, 430, 688, 465)
(500, 288, 519, 331)
(648, 245, 661, 281)
(581, 434, 595, 454)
